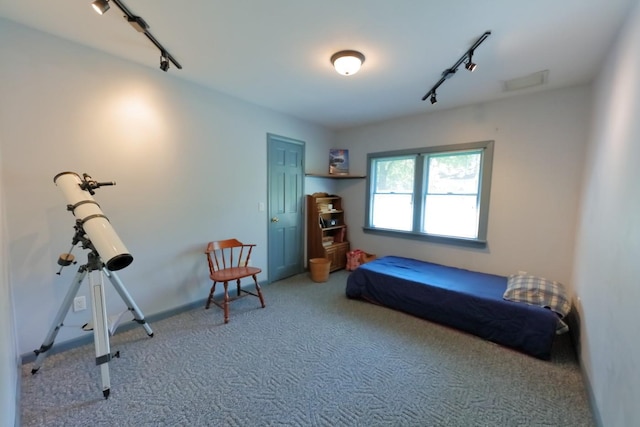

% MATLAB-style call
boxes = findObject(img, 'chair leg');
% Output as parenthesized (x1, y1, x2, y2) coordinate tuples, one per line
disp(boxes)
(236, 279, 241, 297)
(253, 275, 266, 308)
(223, 282, 230, 324)
(205, 281, 217, 309)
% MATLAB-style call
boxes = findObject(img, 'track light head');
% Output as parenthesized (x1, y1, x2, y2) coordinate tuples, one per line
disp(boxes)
(160, 53, 170, 72)
(128, 16, 149, 33)
(465, 51, 477, 72)
(91, 0, 110, 15)
(430, 92, 437, 105)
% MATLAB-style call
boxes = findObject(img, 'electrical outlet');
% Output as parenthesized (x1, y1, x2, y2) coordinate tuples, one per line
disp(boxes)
(73, 296, 87, 312)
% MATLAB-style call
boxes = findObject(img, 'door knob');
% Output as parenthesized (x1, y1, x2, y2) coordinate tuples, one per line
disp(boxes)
(271, 217, 279, 223)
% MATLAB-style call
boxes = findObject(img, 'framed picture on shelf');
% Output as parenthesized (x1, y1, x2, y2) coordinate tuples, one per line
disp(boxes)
(329, 149, 349, 175)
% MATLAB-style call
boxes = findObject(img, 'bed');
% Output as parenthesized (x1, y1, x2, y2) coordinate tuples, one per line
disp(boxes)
(345, 256, 566, 359)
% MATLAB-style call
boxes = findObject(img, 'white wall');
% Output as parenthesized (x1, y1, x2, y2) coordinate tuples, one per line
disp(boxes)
(335, 86, 590, 287)
(573, 2, 640, 425)
(0, 146, 19, 427)
(5, 9, 639, 424)
(0, 19, 334, 356)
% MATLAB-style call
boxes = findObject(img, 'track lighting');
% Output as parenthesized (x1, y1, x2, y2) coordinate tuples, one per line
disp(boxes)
(91, 0, 110, 15)
(422, 31, 491, 104)
(160, 53, 170, 72)
(90, 0, 182, 71)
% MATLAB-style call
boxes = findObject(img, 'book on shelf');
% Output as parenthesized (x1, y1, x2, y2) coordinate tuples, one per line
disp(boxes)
(322, 236, 334, 247)
(329, 149, 349, 175)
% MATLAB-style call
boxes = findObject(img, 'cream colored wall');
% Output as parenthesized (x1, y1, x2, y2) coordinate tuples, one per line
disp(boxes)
(0, 19, 334, 356)
(336, 86, 590, 288)
(572, 1, 640, 425)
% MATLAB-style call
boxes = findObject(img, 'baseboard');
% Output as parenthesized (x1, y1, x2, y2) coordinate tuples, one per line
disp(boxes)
(566, 305, 603, 427)
(20, 298, 207, 365)
(20, 278, 271, 365)
(14, 353, 21, 427)
(580, 367, 603, 427)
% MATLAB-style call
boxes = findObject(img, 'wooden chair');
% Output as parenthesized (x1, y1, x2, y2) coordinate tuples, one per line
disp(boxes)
(205, 239, 265, 323)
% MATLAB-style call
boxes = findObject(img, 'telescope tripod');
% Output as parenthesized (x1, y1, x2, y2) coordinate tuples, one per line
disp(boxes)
(31, 251, 154, 399)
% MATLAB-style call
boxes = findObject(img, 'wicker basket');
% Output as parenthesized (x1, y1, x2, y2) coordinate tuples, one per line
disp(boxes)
(309, 258, 331, 282)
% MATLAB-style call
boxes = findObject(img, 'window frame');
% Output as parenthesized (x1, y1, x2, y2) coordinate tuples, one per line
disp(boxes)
(364, 140, 494, 248)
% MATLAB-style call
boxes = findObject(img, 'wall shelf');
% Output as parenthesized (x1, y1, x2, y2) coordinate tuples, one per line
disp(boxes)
(305, 173, 366, 179)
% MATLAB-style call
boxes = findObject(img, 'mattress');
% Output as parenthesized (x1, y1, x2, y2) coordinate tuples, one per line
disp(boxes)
(345, 256, 559, 359)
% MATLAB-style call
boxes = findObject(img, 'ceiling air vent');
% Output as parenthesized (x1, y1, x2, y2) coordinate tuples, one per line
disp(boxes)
(503, 70, 549, 92)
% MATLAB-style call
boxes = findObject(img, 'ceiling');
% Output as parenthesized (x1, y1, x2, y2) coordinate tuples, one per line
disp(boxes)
(0, 0, 636, 129)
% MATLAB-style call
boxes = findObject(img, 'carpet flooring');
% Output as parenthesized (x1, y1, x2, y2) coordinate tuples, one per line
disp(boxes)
(20, 269, 594, 426)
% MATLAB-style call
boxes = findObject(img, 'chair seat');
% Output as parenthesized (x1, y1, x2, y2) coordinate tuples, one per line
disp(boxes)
(210, 266, 262, 282)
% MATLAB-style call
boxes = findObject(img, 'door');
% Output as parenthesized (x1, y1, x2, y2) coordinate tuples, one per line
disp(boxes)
(267, 134, 305, 282)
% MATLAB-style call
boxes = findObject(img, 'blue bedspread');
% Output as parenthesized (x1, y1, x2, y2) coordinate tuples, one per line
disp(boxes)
(345, 256, 558, 359)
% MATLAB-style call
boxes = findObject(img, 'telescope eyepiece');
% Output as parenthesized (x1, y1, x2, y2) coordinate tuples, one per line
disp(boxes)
(78, 174, 116, 195)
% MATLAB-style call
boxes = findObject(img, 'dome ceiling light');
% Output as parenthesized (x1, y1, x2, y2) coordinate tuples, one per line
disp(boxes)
(331, 50, 365, 76)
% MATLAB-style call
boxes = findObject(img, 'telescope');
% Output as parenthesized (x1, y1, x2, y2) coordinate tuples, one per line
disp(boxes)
(53, 171, 132, 271)
(31, 171, 153, 399)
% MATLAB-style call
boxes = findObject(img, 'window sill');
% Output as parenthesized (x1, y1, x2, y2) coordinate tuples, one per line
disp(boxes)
(362, 227, 487, 249)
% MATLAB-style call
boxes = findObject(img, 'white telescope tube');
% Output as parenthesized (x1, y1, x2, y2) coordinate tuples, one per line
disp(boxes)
(54, 172, 133, 271)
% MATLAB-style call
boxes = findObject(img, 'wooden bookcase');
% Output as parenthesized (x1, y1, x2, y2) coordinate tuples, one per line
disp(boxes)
(306, 194, 350, 272)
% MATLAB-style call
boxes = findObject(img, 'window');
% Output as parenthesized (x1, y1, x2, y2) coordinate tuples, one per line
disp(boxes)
(365, 140, 494, 247)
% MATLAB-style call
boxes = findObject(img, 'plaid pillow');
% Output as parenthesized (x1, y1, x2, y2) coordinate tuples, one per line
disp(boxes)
(503, 274, 571, 318)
